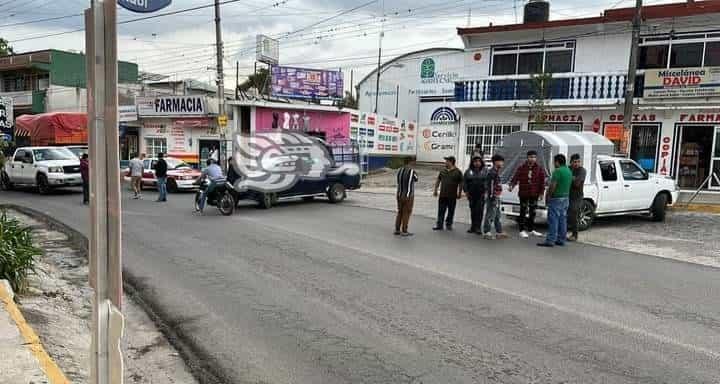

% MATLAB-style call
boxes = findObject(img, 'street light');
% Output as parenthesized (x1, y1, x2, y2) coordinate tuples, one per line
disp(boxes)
(373, 62, 404, 114)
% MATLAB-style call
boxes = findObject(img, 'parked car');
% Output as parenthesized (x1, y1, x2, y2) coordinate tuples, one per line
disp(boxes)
(66, 145, 88, 158)
(124, 157, 201, 192)
(497, 131, 679, 231)
(1, 147, 82, 194)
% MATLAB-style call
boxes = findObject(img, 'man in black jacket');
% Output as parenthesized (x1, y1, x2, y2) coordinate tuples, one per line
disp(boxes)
(155, 153, 168, 202)
(463, 155, 486, 234)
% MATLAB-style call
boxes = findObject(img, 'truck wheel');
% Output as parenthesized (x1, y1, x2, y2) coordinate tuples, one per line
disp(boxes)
(651, 193, 668, 222)
(577, 200, 595, 232)
(37, 174, 50, 195)
(0, 172, 13, 191)
(327, 183, 346, 204)
(167, 179, 178, 193)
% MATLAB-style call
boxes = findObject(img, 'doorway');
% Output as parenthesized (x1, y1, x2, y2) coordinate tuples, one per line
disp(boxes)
(676, 125, 714, 189)
(199, 139, 220, 169)
(711, 127, 720, 190)
(630, 124, 660, 172)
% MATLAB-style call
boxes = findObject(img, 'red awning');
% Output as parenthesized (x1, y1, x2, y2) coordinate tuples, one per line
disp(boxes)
(15, 112, 88, 146)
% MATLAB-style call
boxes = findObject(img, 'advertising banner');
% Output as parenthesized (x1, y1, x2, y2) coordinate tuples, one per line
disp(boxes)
(350, 112, 416, 156)
(119, 105, 138, 122)
(137, 96, 207, 117)
(0, 96, 13, 140)
(417, 107, 458, 162)
(255, 107, 350, 145)
(644, 67, 720, 98)
(271, 65, 344, 100)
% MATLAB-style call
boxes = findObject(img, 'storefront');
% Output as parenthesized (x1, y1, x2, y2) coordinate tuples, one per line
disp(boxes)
(136, 95, 220, 167)
(673, 113, 720, 190)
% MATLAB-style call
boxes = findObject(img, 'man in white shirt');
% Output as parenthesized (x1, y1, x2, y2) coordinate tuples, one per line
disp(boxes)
(128, 153, 145, 199)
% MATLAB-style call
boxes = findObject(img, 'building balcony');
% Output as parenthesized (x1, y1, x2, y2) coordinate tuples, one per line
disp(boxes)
(454, 72, 645, 107)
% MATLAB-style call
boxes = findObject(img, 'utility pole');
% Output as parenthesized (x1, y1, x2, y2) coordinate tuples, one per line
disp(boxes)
(214, 0, 227, 169)
(374, 0, 384, 114)
(235, 61, 239, 100)
(622, 0, 642, 156)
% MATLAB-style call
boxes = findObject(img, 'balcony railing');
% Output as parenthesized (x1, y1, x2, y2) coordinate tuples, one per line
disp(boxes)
(455, 72, 645, 103)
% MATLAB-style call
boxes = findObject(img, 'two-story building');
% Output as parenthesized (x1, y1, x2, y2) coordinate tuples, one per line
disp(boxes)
(454, 0, 720, 191)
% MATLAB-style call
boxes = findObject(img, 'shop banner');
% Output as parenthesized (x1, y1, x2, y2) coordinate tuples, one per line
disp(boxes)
(350, 112, 416, 156)
(644, 67, 720, 98)
(119, 105, 138, 122)
(137, 96, 207, 117)
(0, 97, 13, 140)
(255, 107, 350, 145)
(271, 65, 344, 100)
(417, 124, 458, 162)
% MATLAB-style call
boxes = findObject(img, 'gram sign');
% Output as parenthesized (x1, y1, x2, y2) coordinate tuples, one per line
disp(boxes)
(117, 0, 172, 13)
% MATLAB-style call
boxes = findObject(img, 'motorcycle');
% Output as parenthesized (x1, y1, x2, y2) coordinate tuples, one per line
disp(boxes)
(193, 179, 236, 216)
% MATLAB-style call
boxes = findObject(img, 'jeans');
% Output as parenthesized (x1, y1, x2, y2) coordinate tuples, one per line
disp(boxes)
(468, 196, 485, 232)
(157, 177, 167, 201)
(198, 180, 220, 211)
(436, 197, 457, 228)
(395, 196, 414, 233)
(518, 197, 538, 232)
(568, 197, 583, 237)
(82, 179, 89, 204)
(483, 197, 502, 234)
(546, 197, 569, 244)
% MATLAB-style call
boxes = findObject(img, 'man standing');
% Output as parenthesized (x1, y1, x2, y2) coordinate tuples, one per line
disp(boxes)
(80, 153, 89, 205)
(395, 158, 418, 237)
(509, 150, 547, 238)
(463, 155, 486, 234)
(483, 154, 508, 240)
(155, 152, 168, 202)
(538, 154, 572, 247)
(567, 154, 587, 242)
(128, 153, 145, 199)
(433, 156, 463, 231)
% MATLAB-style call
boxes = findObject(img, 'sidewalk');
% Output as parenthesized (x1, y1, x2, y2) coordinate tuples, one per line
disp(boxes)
(0, 280, 67, 384)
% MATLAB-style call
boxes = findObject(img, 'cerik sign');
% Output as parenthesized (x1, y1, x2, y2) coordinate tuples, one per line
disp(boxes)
(117, 0, 172, 13)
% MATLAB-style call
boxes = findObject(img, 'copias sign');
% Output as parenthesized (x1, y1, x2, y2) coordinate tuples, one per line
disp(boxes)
(117, 0, 172, 13)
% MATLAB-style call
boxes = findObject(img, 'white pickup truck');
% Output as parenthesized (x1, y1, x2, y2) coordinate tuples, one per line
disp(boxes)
(1, 147, 83, 194)
(496, 131, 679, 231)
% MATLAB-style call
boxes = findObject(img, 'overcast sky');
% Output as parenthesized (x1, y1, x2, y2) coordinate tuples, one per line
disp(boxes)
(0, 0, 681, 87)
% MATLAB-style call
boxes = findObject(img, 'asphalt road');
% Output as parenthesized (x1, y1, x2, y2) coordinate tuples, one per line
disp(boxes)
(2, 187, 719, 384)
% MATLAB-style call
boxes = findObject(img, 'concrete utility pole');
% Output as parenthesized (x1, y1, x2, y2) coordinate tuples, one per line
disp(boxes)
(214, 0, 227, 169)
(622, 0, 643, 155)
(85, 1, 123, 383)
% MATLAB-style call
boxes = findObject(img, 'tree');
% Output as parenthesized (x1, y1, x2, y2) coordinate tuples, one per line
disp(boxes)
(238, 68, 269, 95)
(528, 72, 552, 130)
(339, 91, 357, 109)
(0, 38, 14, 56)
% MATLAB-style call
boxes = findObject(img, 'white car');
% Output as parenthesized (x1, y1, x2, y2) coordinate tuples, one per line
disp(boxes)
(1, 147, 83, 194)
(501, 156, 680, 230)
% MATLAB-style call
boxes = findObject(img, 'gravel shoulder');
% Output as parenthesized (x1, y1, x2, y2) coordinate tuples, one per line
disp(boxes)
(7, 209, 198, 384)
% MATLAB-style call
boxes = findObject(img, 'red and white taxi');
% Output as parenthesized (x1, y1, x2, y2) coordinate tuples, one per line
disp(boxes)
(125, 157, 201, 192)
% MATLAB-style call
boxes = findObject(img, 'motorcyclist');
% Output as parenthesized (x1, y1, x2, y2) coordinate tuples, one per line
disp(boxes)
(195, 158, 224, 213)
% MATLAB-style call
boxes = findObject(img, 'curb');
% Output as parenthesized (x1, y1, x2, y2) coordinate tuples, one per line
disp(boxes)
(0, 204, 230, 384)
(0, 280, 70, 384)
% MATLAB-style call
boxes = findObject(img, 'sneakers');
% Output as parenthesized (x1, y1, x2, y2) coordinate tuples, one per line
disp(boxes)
(432, 226, 443, 231)
(567, 235, 578, 242)
(519, 231, 529, 238)
(401, 232, 414, 237)
(531, 230, 544, 237)
(446, 225, 453, 231)
(483, 233, 495, 240)
(393, 231, 402, 236)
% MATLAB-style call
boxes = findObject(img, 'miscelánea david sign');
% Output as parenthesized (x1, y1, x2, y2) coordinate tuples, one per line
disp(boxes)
(644, 66, 720, 98)
(117, 0, 172, 13)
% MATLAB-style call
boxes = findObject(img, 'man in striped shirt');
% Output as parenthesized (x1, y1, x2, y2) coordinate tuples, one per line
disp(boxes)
(395, 158, 419, 236)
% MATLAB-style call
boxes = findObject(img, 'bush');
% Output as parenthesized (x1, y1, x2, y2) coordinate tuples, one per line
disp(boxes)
(0, 211, 41, 293)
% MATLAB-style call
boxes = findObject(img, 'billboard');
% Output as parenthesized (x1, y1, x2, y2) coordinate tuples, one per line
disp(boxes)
(644, 67, 720, 98)
(255, 107, 350, 145)
(0, 97, 13, 140)
(350, 112, 416, 156)
(256, 35, 279, 65)
(271, 65, 344, 100)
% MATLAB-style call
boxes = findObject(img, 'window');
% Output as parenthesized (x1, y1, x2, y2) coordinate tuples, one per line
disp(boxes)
(33, 148, 76, 161)
(620, 160, 647, 181)
(599, 161, 618, 182)
(705, 41, 720, 67)
(528, 123, 582, 132)
(145, 138, 167, 159)
(639, 45, 668, 69)
(491, 41, 575, 76)
(13, 150, 26, 162)
(465, 124, 521, 155)
(670, 43, 704, 68)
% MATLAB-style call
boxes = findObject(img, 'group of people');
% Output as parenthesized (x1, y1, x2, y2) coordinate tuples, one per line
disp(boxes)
(394, 150, 586, 247)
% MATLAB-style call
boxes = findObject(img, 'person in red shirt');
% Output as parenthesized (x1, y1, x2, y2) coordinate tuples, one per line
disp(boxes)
(509, 150, 547, 238)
